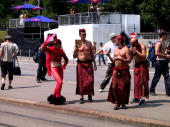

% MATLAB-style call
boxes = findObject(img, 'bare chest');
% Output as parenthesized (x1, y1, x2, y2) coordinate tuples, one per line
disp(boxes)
(114, 48, 126, 57)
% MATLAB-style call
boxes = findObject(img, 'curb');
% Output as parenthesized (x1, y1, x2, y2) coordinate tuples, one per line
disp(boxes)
(0, 97, 170, 127)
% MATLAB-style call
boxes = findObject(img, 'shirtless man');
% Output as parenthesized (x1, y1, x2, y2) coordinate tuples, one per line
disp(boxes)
(106, 35, 132, 110)
(130, 38, 149, 105)
(73, 29, 97, 104)
(150, 32, 170, 96)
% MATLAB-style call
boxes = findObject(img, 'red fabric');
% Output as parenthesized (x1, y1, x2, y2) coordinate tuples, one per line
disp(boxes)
(108, 67, 131, 104)
(43, 46, 68, 68)
(46, 52, 51, 76)
(134, 61, 149, 99)
(76, 62, 94, 96)
(51, 67, 63, 98)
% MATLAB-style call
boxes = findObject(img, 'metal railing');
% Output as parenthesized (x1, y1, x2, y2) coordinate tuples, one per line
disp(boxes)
(58, 12, 121, 25)
(9, 18, 50, 28)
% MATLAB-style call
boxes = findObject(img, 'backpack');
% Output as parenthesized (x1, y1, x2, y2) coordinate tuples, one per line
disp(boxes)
(147, 46, 156, 62)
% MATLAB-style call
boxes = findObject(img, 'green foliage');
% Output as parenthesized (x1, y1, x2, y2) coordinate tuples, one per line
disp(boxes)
(139, 0, 170, 31)
(0, 0, 169, 31)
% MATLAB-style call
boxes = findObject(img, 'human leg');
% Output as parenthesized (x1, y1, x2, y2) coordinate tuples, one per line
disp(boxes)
(162, 61, 170, 96)
(36, 62, 42, 82)
(99, 63, 113, 90)
(51, 67, 63, 98)
(101, 54, 106, 65)
(1, 61, 7, 90)
(150, 61, 162, 94)
(98, 54, 101, 66)
(8, 62, 13, 89)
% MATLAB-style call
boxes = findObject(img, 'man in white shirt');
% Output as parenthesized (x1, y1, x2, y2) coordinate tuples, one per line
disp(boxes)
(0, 35, 17, 90)
(99, 33, 117, 92)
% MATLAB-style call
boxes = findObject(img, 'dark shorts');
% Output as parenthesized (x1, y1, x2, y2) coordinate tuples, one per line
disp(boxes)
(1, 61, 13, 80)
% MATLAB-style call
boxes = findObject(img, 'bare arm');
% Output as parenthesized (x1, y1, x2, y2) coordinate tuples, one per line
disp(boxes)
(95, 48, 102, 55)
(90, 43, 97, 71)
(0, 50, 2, 59)
(135, 44, 146, 59)
(73, 45, 78, 58)
(105, 48, 116, 63)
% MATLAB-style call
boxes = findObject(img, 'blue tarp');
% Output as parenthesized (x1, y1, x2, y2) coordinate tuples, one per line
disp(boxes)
(24, 15, 57, 23)
(12, 4, 43, 10)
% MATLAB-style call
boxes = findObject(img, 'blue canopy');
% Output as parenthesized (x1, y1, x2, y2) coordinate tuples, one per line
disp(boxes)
(12, 4, 43, 10)
(24, 15, 57, 22)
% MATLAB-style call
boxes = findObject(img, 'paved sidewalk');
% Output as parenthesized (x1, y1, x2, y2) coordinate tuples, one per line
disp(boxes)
(0, 57, 170, 127)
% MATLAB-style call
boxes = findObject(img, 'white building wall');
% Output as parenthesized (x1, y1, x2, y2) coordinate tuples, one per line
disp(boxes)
(44, 14, 140, 60)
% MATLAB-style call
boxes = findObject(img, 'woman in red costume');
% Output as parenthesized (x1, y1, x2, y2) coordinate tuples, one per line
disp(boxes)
(41, 34, 69, 105)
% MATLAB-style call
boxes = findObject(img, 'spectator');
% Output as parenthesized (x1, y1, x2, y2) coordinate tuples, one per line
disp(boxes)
(36, 44, 47, 83)
(0, 35, 18, 90)
(23, 12, 28, 20)
(95, 42, 106, 66)
(19, 13, 24, 26)
(96, 4, 101, 24)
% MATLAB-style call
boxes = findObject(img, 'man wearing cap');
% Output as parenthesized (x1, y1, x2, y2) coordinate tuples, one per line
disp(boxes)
(130, 37, 149, 105)
(99, 33, 117, 92)
(0, 35, 17, 90)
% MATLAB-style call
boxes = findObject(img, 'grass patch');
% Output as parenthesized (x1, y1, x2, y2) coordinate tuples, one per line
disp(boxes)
(0, 31, 8, 40)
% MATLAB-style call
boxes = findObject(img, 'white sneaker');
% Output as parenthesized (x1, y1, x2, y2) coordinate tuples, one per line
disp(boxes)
(99, 89, 103, 92)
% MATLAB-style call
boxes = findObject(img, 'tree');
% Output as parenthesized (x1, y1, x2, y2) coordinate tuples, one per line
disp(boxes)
(138, 0, 170, 31)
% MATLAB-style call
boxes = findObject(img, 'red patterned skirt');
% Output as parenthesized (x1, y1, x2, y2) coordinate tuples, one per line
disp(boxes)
(76, 60, 94, 96)
(108, 66, 131, 104)
(134, 61, 149, 99)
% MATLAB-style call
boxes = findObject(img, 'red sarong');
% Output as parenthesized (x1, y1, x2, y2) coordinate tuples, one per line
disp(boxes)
(108, 66, 131, 104)
(76, 62, 94, 96)
(134, 61, 149, 99)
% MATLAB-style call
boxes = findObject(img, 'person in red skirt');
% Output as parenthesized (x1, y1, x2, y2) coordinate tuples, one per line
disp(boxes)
(130, 38, 149, 105)
(73, 29, 97, 104)
(41, 34, 68, 105)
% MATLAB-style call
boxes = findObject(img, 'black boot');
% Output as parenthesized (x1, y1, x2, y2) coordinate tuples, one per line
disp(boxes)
(1, 83, 5, 90)
(47, 94, 55, 104)
(80, 98, 85, 104)
(54, 96, 66, 105)
(88, 95, 93, 102)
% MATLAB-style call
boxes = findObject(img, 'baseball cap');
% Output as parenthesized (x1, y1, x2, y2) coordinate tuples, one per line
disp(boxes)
(109, 33, 117, 39)
(4, 35, 12, 40)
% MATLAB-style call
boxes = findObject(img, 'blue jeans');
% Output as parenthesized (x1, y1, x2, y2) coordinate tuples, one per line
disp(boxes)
(99, 54, 106, 66)
(150, 60, 170, 95)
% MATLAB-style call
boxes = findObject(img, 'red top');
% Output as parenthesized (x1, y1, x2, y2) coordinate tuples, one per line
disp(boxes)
(44, 47, 68, 67)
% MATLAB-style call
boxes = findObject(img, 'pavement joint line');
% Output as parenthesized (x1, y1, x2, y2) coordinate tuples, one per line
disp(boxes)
(0, 96, 170, 127)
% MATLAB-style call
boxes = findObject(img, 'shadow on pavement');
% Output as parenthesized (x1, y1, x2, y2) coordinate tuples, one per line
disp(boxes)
(12, 85, 40, 90)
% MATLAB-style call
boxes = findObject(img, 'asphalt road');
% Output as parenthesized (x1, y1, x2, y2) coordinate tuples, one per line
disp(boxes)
(0, 102, 139, 127)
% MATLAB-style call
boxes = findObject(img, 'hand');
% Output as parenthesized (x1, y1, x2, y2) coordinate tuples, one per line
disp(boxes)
(167, 54, 170, 59)
(104, 48, 111, 56)
(132, 47, 137, 55)
(62, 66, 66, 70)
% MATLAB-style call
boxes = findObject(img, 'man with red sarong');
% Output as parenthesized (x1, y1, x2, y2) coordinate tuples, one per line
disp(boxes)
(73, 29, 97, 104)
(130, 38, 149, 105)
(106, 34, 132, 110)
(41, 34, 69, 105)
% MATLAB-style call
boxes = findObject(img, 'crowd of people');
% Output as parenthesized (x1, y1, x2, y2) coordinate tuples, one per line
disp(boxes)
(0, 30, 169, 109)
